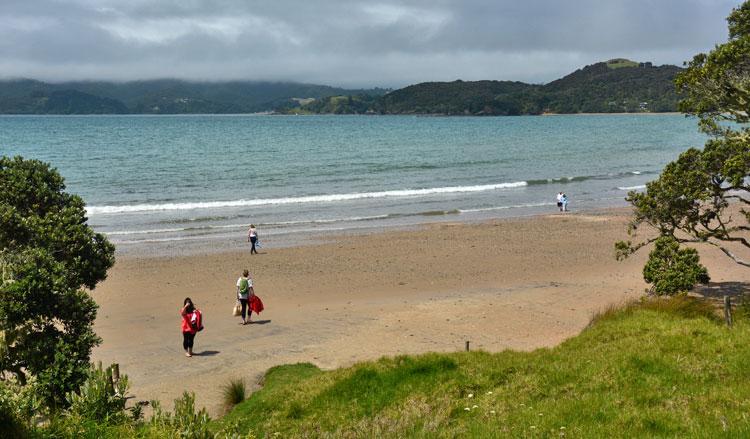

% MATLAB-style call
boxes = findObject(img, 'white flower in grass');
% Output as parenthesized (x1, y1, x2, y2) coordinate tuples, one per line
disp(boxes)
(486, 391, 493, 395)
(468, 393, 474, 398)
(530, 426, 536, 429)
(490, 410, 496, 414)
(472, 405, 478, 409)
(560, 426, 566, 430)
(464, 407, 470, 411)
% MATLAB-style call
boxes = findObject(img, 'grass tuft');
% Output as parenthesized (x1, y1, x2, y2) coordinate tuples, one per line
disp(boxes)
(221, 378, 246, 409)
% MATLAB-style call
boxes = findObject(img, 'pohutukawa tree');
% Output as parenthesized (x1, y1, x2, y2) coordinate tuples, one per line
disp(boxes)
(0, 156, 115, 408)
(616, 2, 750, 292)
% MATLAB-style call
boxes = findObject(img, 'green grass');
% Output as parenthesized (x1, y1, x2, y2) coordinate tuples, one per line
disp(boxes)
(214, 297, 750, 437)
(607, 58, 639, 69)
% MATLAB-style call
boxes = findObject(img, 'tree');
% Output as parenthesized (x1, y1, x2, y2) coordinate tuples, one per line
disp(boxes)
(617, 2, 750, 283)
(642, 237, 710, 296)
(0, 156, 115, 408)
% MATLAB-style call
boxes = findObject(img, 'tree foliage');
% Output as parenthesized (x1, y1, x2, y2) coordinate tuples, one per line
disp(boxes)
(298, 61, 682, 115)
(0, 156, 115, 408)
(617, 1, 750, 290)
(642, 237, 709, 295)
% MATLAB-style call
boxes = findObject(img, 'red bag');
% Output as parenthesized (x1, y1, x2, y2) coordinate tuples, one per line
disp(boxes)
(249, 295, 264, 314)
(192, 310, 204, 332)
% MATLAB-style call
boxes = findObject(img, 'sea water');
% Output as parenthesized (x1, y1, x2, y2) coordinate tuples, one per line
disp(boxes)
(0, 114, 706, 254)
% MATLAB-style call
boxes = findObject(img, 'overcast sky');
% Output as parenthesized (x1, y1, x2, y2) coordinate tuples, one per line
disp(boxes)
(0, 0, 741, 87)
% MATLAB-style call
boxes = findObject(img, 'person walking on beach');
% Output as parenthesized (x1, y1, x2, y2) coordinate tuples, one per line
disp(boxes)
(247, 224, 259, 254)
(180, 298, 202, 357)
(556, 192, 564, 212)
(561, 193, 569, 212)
(236, 269, 254, 324)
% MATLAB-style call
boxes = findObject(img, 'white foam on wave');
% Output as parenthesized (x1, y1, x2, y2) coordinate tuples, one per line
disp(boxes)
(617, 185, 647, 191)
(104, 214, 393, 236)
(459, 202, 551, 213)
(87, 182, 528, 215)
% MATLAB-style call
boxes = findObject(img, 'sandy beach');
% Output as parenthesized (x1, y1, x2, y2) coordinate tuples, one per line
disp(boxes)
(90, 208, 747, 416)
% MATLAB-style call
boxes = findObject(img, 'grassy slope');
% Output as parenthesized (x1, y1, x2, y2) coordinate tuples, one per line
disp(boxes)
(216, 298, 750, 437)
(607, 59, 640, 69)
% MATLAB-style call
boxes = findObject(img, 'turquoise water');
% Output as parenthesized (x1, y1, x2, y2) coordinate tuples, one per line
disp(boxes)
(0, 114, 705, 253)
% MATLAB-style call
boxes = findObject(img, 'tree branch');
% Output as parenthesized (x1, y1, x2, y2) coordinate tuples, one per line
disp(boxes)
(707, 240, 750, 267)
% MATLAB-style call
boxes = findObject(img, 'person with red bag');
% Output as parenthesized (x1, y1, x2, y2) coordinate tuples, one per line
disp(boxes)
(180, 297, 202, 357)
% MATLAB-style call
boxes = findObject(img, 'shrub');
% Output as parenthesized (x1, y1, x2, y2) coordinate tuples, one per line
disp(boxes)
(643, 236, 709, 295)
(149, 391, 212, 439)
(0, 379, 39, 439)
(65, 363, 130, 424)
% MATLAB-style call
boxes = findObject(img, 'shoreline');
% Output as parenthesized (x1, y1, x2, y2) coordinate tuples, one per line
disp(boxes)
(0, 112, 683, 117)
(90, 206, 746, 415)
(107, 203, 631, 259)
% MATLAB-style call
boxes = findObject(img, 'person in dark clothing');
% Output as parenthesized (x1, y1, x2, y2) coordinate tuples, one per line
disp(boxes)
(247, 224, 258, 254)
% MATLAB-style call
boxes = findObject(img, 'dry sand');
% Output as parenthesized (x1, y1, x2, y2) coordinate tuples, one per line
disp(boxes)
(90, 208, 747, 415)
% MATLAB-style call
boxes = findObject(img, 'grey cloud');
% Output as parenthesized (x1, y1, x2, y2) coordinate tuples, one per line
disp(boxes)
(0, 0, 741, 87)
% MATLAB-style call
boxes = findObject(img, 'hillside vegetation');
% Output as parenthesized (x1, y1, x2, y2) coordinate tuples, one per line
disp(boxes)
(0, 79, 386, 114)
(0, 59, 678, 115)
(298, 60, 681, 115)
(210, 297, 750, 437)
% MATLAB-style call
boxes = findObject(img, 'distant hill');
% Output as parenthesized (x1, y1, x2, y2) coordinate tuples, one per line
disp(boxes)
(0, 79, 387, 114)
(540, 61, 682, 113)
(291, 60, 683, 115)
(0, 60, 681, 115)
(377, 80, 534, 115)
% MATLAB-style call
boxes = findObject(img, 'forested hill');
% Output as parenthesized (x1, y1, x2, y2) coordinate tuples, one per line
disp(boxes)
(0, 79, 387, 114)
(0, 60, 680, 115)
(293, 60, 683, 115)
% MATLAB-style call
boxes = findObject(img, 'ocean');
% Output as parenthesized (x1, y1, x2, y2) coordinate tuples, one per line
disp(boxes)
(0, 114, 705, 255)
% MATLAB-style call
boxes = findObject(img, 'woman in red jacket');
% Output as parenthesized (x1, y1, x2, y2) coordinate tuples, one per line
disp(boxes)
(180, 297, 201, 357)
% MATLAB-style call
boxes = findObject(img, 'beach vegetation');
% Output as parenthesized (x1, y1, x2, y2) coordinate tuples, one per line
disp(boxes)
(211, 296, 750, 437)
(222, 377, 247, 409)
(0, 156, 115, 408)
(64, 363, 131, 424)
(617, 1, 750, 281)
(642, 236, 710, 295)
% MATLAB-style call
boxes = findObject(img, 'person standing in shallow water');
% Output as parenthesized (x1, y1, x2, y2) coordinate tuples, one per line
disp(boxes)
(180, 298, 201, 357)
(247, 224, 258, 254)
(236, 269, 254, 325)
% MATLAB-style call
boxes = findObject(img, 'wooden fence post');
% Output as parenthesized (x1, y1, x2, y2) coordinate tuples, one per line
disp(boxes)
(724, 296, 733, 327)
(465, 341, 470, 352)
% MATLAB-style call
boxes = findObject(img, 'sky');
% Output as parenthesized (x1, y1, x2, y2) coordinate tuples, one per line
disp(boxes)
(0, 0, 741, 88)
